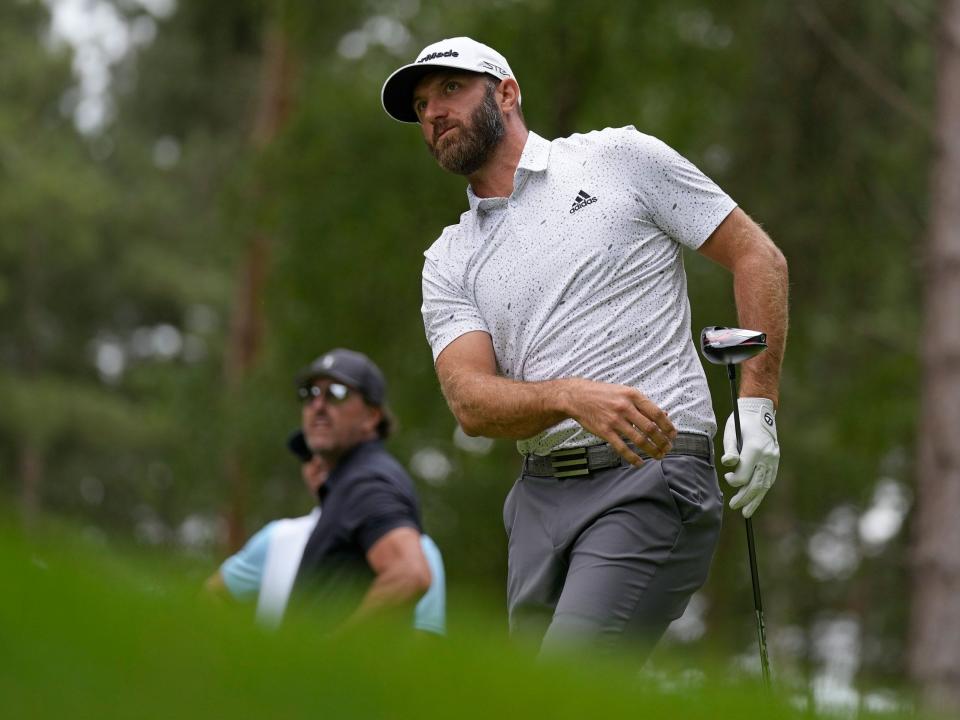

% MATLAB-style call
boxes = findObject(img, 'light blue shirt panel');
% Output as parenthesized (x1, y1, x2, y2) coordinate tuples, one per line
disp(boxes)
(220, 521, 277, 599)
(414, 535, 447, 635)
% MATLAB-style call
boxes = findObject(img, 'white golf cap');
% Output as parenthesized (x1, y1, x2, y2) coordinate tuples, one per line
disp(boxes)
(381, 36, 518, 123)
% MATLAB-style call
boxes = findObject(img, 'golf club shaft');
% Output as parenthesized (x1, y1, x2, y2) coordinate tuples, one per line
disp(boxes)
(745, 517, 770, 686)
(727, 363, 772, 687)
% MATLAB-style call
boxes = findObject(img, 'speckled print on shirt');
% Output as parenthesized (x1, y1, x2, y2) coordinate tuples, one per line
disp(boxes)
(421, 126, 737, 455)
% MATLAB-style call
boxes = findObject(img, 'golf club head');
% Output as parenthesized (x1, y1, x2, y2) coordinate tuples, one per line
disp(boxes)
(700, 326, 767, 366)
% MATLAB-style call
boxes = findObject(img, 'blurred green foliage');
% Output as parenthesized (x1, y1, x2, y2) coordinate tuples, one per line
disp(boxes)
(0, 0, 934, 696)
(0, 516, 925, 719)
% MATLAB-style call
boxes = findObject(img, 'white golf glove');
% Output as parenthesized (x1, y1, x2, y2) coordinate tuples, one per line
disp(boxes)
(721, 398, 779, 518)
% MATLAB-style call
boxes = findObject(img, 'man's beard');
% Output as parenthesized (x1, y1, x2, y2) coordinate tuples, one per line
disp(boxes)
(427, 83, 505, 176)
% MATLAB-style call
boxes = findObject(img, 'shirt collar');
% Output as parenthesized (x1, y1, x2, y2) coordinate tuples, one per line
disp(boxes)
(517, 131, 551, 173)
(466, 131, 552, 211)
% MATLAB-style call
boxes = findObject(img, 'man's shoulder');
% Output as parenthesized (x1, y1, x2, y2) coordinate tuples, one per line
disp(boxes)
(246, 519, 280, 548)
(551, 125, 671, 158)
(343, 442, 413, 487)
(424, 217, 468, 261)
(337, 444, 420, 531)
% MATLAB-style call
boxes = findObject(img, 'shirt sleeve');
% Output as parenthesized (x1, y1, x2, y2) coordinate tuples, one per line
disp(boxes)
(421, 229, 489, 362)
(413, 535, 446, 635)
(341, 476, 421, 554)
(624, 128, 737, 250)
(219, 522, 276, 599)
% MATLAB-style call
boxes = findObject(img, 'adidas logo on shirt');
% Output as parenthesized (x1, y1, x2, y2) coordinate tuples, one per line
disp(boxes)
(569, 189, 598, 214)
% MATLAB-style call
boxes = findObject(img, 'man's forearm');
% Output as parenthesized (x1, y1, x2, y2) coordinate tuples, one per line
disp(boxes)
(343, 567, 429, 628)
(440, 369, 575, 439)
(733, 243, 789, 407)
(434, 331, 676, 461)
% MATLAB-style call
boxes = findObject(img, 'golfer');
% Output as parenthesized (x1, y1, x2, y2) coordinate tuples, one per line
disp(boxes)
(381, 37, 788, 659)
(277, 348, 440, 632)
(205, 429, 446, 635)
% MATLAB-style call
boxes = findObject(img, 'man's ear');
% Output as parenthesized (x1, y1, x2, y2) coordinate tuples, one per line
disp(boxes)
(498, 78, 521, 114)
(365, 405, 384, 435)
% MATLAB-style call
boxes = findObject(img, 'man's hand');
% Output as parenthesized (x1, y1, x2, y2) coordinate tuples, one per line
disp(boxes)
(721, 398, 779, 518)
(561, 379, 677, 466)
(201, 570, 232, 603)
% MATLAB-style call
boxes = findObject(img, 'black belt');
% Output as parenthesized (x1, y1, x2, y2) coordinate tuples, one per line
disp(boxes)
(523, 432, 712, 478)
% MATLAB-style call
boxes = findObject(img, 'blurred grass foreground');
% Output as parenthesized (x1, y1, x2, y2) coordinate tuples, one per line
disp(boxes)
(0, 519, 925, 720)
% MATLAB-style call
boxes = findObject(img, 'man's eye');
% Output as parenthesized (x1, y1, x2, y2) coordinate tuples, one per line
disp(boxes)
(444, 81, 459, 93)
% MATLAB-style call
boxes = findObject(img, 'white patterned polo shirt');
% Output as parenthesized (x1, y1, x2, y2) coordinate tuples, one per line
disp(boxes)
(421, 126, 737, 455)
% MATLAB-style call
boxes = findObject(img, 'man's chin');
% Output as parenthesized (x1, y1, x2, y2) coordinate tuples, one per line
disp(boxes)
(437, 149, 478, 176)
(428, 136, 472, 175)
(304, 434, 332, 454)
(432, 141, 456, 164)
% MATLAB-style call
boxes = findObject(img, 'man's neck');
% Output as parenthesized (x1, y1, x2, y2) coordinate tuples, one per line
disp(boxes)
(317, 434, 378, 469)
(467, 126, 529, 199)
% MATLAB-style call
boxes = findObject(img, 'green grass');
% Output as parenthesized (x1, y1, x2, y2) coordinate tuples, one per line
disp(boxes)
(0, 518, 921, 720)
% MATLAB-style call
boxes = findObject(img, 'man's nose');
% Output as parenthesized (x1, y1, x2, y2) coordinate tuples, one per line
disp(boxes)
(422, 97, 448, 124)
(305, 392, 328, 411)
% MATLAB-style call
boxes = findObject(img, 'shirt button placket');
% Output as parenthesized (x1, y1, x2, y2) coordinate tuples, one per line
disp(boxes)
(509, 198, 523, 236)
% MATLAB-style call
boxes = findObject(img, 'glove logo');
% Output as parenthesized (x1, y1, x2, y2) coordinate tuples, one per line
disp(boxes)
(764, 412, 774, 427)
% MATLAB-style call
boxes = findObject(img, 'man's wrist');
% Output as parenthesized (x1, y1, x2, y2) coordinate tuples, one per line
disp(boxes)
(547, 378, 579, 420)
(738, 387, 778, 411)
(738, 397, 776, 414)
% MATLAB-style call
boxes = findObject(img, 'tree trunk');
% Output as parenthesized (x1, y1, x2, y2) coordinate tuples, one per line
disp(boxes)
(18, 440, 43, 528)
(909, 0, 960, 712)
(222, 232, 269, 551)
(222, 22, 297, 552)
(19, 231, 44, 525)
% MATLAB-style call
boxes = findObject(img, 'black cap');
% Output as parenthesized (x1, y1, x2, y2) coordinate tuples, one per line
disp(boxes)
(287, 430, 312, 462)
(295, 348, 387, 406)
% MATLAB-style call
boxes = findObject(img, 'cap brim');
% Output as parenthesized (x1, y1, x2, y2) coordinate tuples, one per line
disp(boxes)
(295, 367, 384, 406)
(381, 63, 439, 123)
(295, 366, 357, 391)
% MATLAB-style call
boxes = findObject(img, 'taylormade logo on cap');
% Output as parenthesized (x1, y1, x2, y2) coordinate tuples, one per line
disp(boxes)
(381, 36, 519, 123)
(418, 50, 459, 63)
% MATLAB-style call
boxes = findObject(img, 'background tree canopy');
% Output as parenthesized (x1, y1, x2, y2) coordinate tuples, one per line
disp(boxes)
(1, 0, 949, 712)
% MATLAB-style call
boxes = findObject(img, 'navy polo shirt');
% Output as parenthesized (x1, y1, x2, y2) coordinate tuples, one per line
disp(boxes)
(292, 439, 423, 610)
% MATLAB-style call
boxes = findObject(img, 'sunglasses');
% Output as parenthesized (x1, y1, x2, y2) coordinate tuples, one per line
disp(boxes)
(298, 382, 353, 405)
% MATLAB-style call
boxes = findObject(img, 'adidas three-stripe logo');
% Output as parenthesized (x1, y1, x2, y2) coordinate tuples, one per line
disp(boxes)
(569, 189, 598, 214)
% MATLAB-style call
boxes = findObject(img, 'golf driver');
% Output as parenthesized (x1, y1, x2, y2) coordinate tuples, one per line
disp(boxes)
(700, 325, 771, 687)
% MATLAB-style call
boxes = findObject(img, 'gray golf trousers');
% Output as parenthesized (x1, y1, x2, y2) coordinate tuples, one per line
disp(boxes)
(503, 453, 722, 662)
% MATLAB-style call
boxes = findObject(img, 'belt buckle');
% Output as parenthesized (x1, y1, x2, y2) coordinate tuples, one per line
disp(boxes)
(550, 447, 590, 478)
